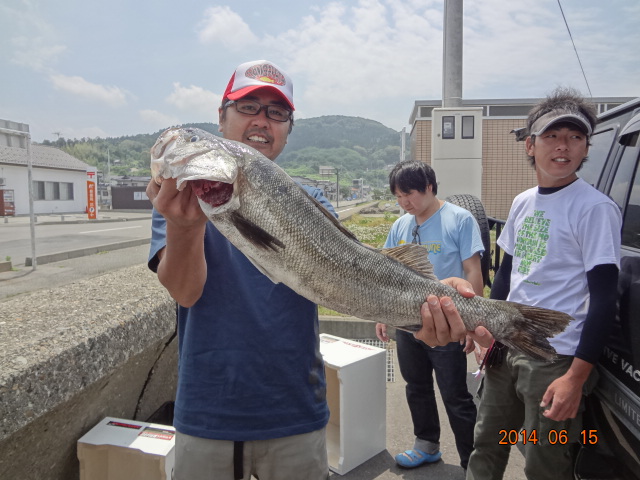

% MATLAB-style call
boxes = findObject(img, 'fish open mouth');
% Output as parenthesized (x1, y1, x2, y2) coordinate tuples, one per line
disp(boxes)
(191, 180, 233, 207)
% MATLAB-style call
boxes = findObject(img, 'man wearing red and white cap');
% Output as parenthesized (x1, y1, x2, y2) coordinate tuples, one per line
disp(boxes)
(148, 59, 478, 480)
(147, 60, 334, 480)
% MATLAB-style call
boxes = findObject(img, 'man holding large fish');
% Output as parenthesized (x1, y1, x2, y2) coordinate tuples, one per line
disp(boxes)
(146, 59, 477, 480)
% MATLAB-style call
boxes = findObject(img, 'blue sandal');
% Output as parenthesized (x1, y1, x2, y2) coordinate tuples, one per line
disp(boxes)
(395, 449, 442, 468)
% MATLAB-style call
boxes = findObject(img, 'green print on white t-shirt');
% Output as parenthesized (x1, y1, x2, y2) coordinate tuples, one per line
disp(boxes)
(514, 209, 550, 275)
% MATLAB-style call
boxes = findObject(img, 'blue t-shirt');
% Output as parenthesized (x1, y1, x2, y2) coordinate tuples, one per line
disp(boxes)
(149, 185, 335, 441)
(384, 202, 484, 280)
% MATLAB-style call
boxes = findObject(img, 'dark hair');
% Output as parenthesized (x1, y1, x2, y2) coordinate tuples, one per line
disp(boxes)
(388, 160, 438, 195)
(526, 87, 597, 168)
(220, 97, 294, 134)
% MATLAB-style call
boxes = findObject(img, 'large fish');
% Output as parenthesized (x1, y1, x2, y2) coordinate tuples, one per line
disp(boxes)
(150, 127, 571, 361)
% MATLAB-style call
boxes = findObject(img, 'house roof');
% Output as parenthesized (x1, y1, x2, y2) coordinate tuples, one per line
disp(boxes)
(0, 144, 90, 172)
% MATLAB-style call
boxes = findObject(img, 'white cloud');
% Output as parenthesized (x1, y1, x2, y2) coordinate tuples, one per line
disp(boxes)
(49, 74, 128, 107)
(268, 0, 444, 110)
(139, 110, 180, 130)
(254, 0, 638, 118)
(10, 36, 66, 72)
(196, 6, 258, 49)
(1, 1, 66, 72)
(166, 83, 221, 117)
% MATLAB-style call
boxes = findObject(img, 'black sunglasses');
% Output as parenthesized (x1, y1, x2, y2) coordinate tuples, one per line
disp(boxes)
(412, 224, 421, 244)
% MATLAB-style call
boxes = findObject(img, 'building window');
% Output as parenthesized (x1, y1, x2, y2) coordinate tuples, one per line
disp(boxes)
(33, 181, 74, 201)
(462, 116, 475, 139)
(61, 182, 74, 200)
(442, 116, 455, 139)
(420, 106, 434, 118)
(34, 181, 45, 200)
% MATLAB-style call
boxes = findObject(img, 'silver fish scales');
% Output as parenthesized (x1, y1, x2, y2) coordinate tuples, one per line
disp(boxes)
(151, 127, 571, 361)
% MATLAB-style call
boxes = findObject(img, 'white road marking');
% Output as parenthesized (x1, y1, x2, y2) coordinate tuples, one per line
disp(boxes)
(79, 226, 143, 234)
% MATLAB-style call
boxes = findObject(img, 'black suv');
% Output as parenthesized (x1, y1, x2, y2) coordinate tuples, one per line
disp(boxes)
(572, 97, 640, 479)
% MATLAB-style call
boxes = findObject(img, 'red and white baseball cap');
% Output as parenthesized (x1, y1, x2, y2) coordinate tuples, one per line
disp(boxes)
(223, 60, 294, 111)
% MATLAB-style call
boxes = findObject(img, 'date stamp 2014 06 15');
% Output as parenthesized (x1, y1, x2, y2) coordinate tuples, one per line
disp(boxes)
(498, 429, 599, 445)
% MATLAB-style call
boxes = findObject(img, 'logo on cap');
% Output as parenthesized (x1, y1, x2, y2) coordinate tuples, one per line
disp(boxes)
(224, 60, 294, 110)
(244, 63, 286, 87)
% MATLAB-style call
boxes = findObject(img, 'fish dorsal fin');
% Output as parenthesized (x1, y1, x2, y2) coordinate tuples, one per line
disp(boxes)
(300, 188, 362, 243)
(380, 244, 438, 280)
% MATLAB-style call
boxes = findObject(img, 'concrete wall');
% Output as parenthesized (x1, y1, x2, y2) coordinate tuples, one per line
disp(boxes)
(0, 264, 178, 480)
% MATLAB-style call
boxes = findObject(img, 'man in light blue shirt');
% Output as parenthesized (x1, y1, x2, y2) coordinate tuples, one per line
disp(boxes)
(377, 160, 483, 471)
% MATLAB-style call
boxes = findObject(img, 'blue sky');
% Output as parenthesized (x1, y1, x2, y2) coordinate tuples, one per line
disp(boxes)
(1, 0, 639, 142)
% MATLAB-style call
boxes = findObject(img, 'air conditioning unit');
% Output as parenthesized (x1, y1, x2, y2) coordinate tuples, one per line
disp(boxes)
(0, 178, 6, 186)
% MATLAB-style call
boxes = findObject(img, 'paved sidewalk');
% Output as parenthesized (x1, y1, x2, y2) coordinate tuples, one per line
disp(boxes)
(327, 346, 525, 480)
(0, 209, 153, 226)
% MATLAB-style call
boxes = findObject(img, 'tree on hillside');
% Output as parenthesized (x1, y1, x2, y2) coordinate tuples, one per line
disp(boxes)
(39, 116, 402, 185)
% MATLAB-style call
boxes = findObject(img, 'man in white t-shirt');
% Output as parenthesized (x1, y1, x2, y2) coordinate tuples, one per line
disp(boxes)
(418, 87, 622, 480)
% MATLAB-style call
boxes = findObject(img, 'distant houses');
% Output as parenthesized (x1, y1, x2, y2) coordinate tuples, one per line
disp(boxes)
(0, 120, 95, 216)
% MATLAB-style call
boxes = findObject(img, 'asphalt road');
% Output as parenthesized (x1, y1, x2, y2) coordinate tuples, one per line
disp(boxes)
(0, 216, 153, 267)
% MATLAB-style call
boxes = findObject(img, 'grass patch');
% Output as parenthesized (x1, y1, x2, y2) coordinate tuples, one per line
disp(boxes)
(341, 213, 399, 248)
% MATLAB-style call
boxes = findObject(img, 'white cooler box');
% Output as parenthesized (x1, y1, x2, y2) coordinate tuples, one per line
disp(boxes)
(77, 417, 175, 480)
(320, 334, 387, 475)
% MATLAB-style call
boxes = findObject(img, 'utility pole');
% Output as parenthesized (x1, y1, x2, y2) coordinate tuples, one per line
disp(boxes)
(442, 0, 463, 108)
(335, 169, 340, 208)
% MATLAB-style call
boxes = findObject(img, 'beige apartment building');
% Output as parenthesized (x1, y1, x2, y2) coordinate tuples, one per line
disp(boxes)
(409, 97, 634, 220)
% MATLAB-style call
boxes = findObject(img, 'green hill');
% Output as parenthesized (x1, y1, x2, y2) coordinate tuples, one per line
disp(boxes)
(42, 116, 406, 193)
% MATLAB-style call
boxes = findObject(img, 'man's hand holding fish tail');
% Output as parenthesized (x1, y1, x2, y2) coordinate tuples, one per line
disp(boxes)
(416, 277, 493, 348)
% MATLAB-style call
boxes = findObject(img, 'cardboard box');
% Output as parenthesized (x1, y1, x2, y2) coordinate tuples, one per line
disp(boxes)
(320, 334, 387, 475)
(77, 417, 175, 480)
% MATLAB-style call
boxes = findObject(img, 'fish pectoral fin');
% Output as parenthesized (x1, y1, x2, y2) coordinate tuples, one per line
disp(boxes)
(230, 212, 285, 252)
(380, 244, 437, 280)
(300, 188, 362, 244)
(244, 253, 282, 284)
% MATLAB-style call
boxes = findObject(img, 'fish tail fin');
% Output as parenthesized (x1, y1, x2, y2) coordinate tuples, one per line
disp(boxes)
(500, 303, 572, 362)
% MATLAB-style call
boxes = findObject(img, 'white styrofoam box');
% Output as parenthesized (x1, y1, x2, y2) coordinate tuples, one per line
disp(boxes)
(320, 334, 387, 475)
(77, 417, 175, 480)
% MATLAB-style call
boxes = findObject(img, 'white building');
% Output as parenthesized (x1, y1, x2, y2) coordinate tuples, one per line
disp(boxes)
(0, 119, 94, 216)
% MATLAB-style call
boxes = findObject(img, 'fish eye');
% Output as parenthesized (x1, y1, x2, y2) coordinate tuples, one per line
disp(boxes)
(189, 135, 199, 142)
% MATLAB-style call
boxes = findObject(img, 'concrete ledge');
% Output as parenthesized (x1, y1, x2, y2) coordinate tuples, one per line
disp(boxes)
(0, 264, 178, 480)
(319, 315, 396, 340)
(25, 238, 151, 266)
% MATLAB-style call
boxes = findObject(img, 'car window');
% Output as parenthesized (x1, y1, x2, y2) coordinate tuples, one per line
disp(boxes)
(609, 144, 637, 211)
(612, 131, 640, 249)
(581, 127, 617, 186)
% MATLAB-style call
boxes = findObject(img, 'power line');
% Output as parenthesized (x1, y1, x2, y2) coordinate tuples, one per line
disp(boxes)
(557, 0, 593, 98)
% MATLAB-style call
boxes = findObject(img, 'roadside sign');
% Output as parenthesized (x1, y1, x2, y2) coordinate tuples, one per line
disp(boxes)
(87, 171, 97, 219)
